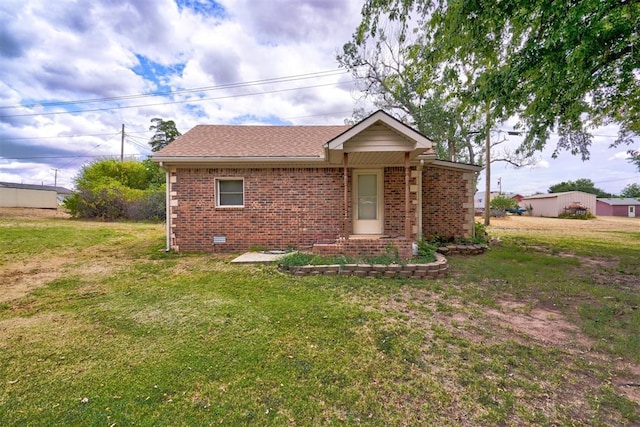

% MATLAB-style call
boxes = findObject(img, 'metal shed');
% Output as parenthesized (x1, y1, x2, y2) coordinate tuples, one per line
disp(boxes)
(596, 198, 640, 217)
(521, 191, 597, 217)
(0, 182, 72, 209)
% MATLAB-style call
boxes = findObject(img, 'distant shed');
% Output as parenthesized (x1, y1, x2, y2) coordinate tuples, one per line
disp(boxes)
(521, 191, 596, 217)
(0, 182, 73, 208)
(596, 198, 640, 217)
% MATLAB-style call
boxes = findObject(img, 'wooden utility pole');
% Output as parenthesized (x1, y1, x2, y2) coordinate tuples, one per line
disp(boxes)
(120, 124, 125, 162)
(51, 168, 59, 187)
(484, 105, 491, 226)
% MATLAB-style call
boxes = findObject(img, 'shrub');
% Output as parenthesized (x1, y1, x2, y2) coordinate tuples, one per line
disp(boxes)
(490, 195, 519, 211)
(65, 158, 167, 222)
(558, 211, 596, 220)
(126, 190, 166, 222)
(473, 222, 488, 244)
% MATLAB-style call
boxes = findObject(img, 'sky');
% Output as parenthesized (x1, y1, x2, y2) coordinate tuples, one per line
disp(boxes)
(1, 0, 638, 196)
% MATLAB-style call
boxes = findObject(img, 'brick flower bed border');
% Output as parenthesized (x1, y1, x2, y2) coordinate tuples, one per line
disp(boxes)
(279, 253, 449, 279)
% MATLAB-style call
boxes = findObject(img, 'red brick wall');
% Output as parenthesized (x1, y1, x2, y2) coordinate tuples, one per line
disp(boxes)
(422, 166, 471, 240)
(312, 237, 413, 259)
(170, 164, 472, 252)
(384, 167, 416, 237)
(172, 168, 344, 252)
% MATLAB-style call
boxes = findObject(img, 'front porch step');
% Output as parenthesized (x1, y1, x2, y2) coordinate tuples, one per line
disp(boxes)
(312, 236, 413, 259)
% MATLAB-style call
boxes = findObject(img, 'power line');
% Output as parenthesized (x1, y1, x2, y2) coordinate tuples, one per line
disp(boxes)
(592, 175, 639, 185)
(1, 132, 121, 141)
(0, 69, 348, 110)
(1, 129, 152, 142)
(0, 80, 354, 118)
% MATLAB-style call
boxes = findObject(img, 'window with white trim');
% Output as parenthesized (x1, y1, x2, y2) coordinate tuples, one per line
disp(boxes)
(216, 178, 244, 207)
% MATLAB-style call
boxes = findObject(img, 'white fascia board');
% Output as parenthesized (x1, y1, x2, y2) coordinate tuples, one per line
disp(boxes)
(429, 159, 483, 172)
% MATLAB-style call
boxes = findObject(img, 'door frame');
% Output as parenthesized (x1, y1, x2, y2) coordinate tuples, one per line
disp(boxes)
(352, 169, 384, 235)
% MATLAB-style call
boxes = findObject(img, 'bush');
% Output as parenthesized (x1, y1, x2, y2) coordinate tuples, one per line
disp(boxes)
(558, 211, 596, 220)
(416, 239, 438, 262)
(65, 158, 167, 222)
(490, 194, 519, 211)
(65, 183, 129, 220)
(473, 222, 488, 244)
(126, 190, 166, 222)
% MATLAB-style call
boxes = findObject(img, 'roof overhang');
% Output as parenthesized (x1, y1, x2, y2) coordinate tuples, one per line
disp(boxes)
(324, 110, 434, 166)
(153, 156, 328, 168)
(428, 159, 482, 172)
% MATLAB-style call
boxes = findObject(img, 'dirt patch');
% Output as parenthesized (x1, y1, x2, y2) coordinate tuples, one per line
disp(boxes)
(368, 288, 640, 407)
(0, 257, 69, 303)
(487, 300, 593, 348)
(0, 207, 71, 219)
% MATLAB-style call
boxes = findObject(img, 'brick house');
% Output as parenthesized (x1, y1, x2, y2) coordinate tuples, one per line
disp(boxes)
(152, 110, 481, 257)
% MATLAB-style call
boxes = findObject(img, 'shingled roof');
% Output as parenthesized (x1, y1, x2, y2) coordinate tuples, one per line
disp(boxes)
(597, 198, 640, 206)
(155, 124, 351, 158)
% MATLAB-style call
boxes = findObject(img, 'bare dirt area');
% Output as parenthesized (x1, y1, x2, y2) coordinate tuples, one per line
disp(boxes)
(0, 207, 71, 220)
(0, 257, 69, 303)
(485, 215, 640, 405)
(0, 208, 162, 304)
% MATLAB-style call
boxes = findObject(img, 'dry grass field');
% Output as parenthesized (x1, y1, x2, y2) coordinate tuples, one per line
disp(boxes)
(489, 214, 639, 233)
(1, 208, 638, 425)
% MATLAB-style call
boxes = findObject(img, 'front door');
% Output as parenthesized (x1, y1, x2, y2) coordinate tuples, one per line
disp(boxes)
(629, 206, 636, 218)
(353, 169, 383, 234)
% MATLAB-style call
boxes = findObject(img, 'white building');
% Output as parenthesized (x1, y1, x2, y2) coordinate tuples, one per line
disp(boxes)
(521, 191, 596, 217)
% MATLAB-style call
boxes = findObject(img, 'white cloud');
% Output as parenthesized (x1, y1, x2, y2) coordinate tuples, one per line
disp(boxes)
(532, 159, 550, 169)
(608, 151, 632, 161)
(1, 0, 637, 195)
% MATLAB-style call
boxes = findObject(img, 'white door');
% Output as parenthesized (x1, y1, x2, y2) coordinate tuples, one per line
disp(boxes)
(629, 206, 636, 218)
(353, 170, 383, 234)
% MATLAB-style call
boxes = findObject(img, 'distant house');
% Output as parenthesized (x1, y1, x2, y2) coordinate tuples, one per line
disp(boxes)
(504, 192, 525, 203)
(521, 191, 596, 217)
(474, 191, 501, 212)
(596, 198, 640, 217)
(0, 182, 73, 208)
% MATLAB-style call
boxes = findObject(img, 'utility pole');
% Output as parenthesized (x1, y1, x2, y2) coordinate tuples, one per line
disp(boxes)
(51, 168, 59, 187)
(483, 104, 491, 226)
(121, 123, 125, 162)
(498, 177, 502, 195)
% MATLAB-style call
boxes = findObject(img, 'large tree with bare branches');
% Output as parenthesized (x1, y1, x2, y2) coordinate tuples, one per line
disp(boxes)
(345, 0, 639, 165)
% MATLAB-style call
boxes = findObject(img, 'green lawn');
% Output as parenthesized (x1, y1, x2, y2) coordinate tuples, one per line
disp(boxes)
(1, 215, 638, 425)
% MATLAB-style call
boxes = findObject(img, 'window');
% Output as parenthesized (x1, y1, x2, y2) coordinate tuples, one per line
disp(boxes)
(216, 178, 244, 207)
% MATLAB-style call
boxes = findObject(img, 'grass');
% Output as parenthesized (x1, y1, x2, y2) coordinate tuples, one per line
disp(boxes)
(0, 215, 638, 425)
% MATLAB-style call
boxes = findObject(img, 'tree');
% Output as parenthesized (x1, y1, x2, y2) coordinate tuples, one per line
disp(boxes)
(338, 32, 483, 164)
(621, 183, 640, 198)
(490, 194, 519, 211)
(64, 159, 166, 221)
(548, 179, 611, 197)
(628, 150, 640, 172)
(351, 0, 639, 161)
(149, 118, 182, 152)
